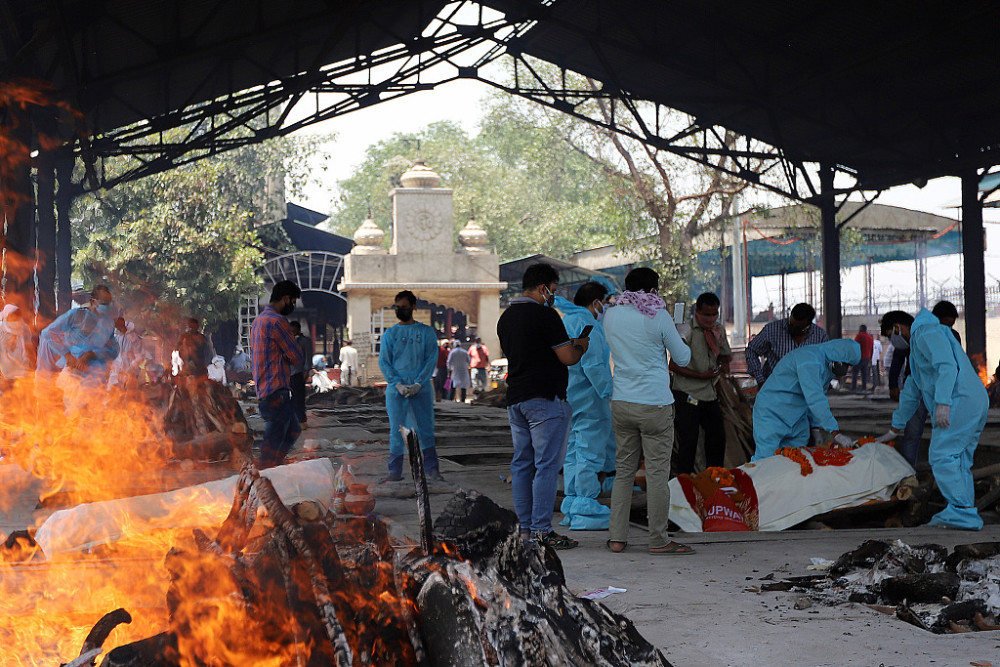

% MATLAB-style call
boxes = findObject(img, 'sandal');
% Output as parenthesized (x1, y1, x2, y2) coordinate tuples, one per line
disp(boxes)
(606, 539, 627, 553)
(649, 541, 696, 555)
(534, 530, 579, 550)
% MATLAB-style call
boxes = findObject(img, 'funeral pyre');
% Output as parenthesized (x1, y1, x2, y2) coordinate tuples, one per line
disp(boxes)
(760, 538, 1000, 634)
(2, 430, 669, 666)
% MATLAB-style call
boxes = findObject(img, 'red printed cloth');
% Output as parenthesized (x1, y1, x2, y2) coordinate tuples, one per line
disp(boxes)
(677, 469, 759, 531)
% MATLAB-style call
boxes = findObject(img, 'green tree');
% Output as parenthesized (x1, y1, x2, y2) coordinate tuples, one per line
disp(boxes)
(73, 131, 331, 325)
(327, 119, 623, 260)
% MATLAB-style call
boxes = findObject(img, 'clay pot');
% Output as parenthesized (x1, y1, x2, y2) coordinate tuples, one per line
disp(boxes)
(344, 483, 375, 515)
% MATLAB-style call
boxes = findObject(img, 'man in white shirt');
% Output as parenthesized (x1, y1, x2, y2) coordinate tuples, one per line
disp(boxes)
(871, 335, 884, 388)
(339, 339, 359, 387)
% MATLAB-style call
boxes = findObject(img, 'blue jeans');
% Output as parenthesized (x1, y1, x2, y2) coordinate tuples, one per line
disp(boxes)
(899, 400, 929, 467)
(507, 397, 572, 534)
(258, 389, 301, 468)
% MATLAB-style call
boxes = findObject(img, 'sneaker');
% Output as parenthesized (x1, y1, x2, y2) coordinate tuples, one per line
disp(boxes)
(378, 474, 403, 484)
(532, 530, 579, 550)
(425, 471, 446, 482)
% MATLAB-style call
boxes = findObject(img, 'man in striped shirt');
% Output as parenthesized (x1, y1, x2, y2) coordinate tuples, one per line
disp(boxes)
(251, 280, 304, 468)
(744, 302, 829, 386)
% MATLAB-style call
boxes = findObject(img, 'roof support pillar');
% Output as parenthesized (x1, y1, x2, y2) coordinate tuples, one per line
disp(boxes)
(56, 146, 74, 314)
(961, 170, 987, 374)
(1, 104, 36, 312)
(34, 108, 58, 322)
(819, 164, 841, 339)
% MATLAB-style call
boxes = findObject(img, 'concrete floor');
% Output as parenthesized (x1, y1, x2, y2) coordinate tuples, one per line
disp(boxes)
(4, 392, 1000, 665)
(307, 396, 1000, 667)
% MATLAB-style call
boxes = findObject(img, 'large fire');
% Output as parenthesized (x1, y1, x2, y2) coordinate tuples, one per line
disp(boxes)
(0, 369, 234, 665)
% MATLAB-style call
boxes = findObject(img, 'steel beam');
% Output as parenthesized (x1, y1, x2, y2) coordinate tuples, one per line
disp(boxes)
(819, 165, 841, 339)
(962, 170, 987, 372)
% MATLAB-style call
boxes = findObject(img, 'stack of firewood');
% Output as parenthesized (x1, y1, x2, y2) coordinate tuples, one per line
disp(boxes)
(110, 377, 253, 462)
(63, 433, 670, 667)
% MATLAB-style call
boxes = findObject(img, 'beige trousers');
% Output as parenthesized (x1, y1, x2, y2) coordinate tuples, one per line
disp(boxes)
(609, 401, 675, 548)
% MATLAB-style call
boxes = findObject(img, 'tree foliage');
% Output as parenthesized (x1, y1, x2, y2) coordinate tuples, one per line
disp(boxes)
(328, 60, 775, 301)
(73, 132, 331, 326)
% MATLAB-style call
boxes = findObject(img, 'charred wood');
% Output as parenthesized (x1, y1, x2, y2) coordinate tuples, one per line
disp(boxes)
(879, 572, 961, 604)
(404, 428, 434, 555)
(98, 632, 178, 667)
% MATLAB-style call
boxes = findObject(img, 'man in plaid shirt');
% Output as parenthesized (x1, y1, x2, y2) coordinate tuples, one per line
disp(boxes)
(251, 280, 304, 468)
(744, 302, 829, 386)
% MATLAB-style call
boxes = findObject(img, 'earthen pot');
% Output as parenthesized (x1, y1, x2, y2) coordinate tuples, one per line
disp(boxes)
(344, 483, 375, 515)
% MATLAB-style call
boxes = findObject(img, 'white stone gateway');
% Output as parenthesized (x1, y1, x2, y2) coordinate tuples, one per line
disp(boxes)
(338, 160, 506, 382)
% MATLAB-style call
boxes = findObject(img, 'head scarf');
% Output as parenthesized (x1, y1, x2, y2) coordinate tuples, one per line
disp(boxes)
(615, 290, 666, 319)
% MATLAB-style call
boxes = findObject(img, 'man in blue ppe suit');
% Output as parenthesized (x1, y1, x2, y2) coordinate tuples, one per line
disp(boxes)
(37, 285, 119, 384)
(875, 309, 989, 530)
(378, 290, 443, 483)
(751, 338, 861, 461)
(554, 280, 615, 530)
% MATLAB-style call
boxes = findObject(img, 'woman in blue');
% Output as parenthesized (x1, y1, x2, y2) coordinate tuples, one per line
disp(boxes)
(751, 338, 860, 461)
(876, 309, 989, 530)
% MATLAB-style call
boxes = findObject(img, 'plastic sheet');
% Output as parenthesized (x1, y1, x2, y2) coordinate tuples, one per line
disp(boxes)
(35, 458, 335, 557)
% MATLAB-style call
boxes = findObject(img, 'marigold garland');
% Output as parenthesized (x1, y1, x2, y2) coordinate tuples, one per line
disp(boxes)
(776, 447, 813, 476)
(704, 466, 735, 487)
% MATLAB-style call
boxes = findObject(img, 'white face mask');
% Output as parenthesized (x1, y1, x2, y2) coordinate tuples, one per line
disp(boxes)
(594, 301, 605, 322)
(890, 326, 909, 351)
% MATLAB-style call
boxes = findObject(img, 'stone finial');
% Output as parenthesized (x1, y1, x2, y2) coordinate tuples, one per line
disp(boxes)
(399, 159, 441, 189)
(458, 217, 490, 254)
(351, 217, 388, 255)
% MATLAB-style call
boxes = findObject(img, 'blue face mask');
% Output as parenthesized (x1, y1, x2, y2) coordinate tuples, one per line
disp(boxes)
(95, 303, 112, 316)
(595, 301, 605, 322)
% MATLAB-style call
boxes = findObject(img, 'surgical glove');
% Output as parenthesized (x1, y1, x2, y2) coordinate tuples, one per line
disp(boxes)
(875, 429, 899, 444)
(810, 428, 825, 446)
(408, 382, 422, 397)
(934, 404, 951, 428)
(395, 383, 408, 396)
(833, 433, 854, 448)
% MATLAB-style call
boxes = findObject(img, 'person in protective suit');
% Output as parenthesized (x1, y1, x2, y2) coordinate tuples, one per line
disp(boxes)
(37, 285, 118, 382)
(554, 280, 615, 530)
(751, 338, 861, 461)
(875, 309, 989, 530)
(378, 290, 442, 483)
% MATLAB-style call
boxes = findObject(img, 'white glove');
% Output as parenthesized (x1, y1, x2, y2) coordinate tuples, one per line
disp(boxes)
(875, 429, 899, 444)
(833, 433, 854, 448)
(406, 382, 422, 397)
(810, 428, 825, 446)
(935, 404, 951, 428)
(395, 383, 408, 396)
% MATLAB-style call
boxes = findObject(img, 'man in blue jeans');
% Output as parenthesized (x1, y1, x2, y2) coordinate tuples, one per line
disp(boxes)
(251, 280, 304, 468)
(497, 263, 589, 549)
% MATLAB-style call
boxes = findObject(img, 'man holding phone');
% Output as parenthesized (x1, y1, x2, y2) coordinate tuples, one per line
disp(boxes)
(498, 263, 589, 549)
(553, 280, 616, 531)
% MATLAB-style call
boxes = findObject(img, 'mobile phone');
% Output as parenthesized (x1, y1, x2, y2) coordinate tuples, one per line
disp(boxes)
(579, 325, 594, 338)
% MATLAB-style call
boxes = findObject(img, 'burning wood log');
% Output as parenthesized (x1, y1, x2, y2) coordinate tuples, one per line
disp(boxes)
(879, 572, 961, 604)
(404, 427, 434, 555)
(85, 475, 669, 666)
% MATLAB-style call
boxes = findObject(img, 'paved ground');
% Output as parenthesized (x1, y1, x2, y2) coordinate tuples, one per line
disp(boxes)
(301, 395, 1000, 667)
(4, 391, 1000, 665)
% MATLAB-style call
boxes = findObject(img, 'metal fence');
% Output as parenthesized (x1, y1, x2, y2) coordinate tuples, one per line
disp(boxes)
(841, 285, 1000, 317)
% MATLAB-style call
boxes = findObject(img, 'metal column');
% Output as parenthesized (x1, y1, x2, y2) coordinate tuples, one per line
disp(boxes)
(819, 165, 841, 339)
(56, 146, 74, 313)
(961, 171, 987, 372)
(35, 109, 57, 321)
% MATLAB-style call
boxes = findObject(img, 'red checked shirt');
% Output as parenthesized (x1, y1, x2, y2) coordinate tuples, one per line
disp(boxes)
(250, 305, 303, 398)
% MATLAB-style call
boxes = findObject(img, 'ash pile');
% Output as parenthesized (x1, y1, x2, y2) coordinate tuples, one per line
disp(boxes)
(764, 539, 1000, 634)
(61, 449, 668, 665)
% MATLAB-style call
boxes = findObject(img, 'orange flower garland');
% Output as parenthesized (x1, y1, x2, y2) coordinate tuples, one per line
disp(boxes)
(776, 447, 813, 476)
(704, 466, 735, 487)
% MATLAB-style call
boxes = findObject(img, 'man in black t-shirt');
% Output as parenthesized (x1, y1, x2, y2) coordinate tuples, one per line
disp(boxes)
(497, 263, 588, 550)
